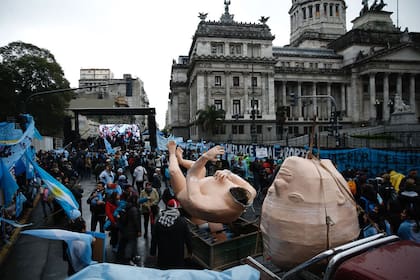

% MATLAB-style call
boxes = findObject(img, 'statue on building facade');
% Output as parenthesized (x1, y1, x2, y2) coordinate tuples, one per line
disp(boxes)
(360, 0, 369, 16)
(393, 93, 412, 113)
(370, 0, 387, 11)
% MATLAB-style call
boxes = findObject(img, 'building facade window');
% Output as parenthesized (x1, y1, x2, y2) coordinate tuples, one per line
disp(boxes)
(215, 76, 222, 86)
(229, 43, 242, 56)
(214, 125, 226, 135)
(251, 99, 260, 114)
(330, 4, 333, 17)
(252, 77, 258, 87)
(211, 42, 224, 55)
(233, 99, 241, 115)
(214, 99, 223, 110)
(232, 125, 244, 134)
(315, 4, 320, 17)
(257, 125, 262, 134)
(302, 7, 306, 19)
(248, 43, 261, 57)
(336, 4, 340, 17)
(233, 76, 240, 87)
(309, 5, 313, 18)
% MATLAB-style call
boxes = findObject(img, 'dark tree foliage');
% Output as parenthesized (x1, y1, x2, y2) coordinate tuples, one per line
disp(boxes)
(195, 105, 226, 141)
(0, 41, 72, 136)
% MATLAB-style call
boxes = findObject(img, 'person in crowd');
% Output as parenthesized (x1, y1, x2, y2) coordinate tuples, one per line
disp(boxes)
(117, 193, 142, 265)
(152, 168, 162, 196)
(104, 192, 120, 252)
(399, 169, 419, 194)
(133, 163, 147, 194)
(398, 203, 420, 243)
(99, 164, 114, 186)
(150, 199, 192, 269)
(40, 182, 53, 218)
(87, 182, 106, 232)
(139, 181, 160, 238)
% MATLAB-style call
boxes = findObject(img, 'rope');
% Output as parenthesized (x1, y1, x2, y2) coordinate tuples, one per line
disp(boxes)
(311, 158, 333, 251)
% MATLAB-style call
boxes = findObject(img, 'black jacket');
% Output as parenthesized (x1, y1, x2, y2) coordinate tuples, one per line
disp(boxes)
(150, 211, 192, 269)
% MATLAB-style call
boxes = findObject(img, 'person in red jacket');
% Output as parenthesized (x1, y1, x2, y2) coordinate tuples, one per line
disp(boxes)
(105, 192, 119, 252)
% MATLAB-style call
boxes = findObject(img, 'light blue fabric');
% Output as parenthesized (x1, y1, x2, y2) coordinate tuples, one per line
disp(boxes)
(103, 138, 115, 155)
(28, 156, 81, 219)
(398, 220, 420, 243)
(22, 229, 96, 273)
(0, 159, 19, 206)
(68, 263, 259, 280)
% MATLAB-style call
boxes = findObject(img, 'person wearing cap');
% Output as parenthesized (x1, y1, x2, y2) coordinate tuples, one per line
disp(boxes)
(167, 141, 256, 224)
(150, 199, 192, 269)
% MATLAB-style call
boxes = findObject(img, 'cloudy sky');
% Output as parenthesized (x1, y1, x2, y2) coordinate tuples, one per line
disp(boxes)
(1, 0, 419, 128)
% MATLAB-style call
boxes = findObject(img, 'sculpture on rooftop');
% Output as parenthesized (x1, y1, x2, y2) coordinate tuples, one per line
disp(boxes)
(220, 0, 234, 23)
(259, 16, 270, 25)
(198, 12, 208, 21)
(361, 0, 387, 15)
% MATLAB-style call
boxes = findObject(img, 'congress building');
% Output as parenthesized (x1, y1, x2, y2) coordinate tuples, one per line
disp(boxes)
(167, 0, 420, 148)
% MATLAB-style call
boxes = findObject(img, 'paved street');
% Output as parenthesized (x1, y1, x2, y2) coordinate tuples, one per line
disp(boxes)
(0, 174, 262, 279)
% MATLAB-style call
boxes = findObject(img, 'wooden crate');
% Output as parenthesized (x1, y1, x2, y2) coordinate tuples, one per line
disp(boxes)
(189, 218, 263, 270)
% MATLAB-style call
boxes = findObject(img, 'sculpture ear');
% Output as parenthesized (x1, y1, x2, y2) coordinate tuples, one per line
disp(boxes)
(288, 192, 305, 203)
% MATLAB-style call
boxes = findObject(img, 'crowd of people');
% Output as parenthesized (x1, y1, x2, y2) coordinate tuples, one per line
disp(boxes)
(1, 136, 419, 275)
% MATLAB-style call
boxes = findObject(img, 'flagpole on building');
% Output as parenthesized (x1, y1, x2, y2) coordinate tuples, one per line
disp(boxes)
(397, 0, 399, 29)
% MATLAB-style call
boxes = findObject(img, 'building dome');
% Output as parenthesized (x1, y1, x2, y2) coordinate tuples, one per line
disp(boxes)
(289, 0, 347, 48)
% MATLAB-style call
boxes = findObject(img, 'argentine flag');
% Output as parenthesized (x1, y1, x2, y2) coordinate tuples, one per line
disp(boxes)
(28, 157, 81, 220)
(103, 137, 115, 155)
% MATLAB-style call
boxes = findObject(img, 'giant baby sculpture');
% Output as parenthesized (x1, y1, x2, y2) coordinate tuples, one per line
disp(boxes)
(167, 141, 256, 224)
(260, 156, 359, 268)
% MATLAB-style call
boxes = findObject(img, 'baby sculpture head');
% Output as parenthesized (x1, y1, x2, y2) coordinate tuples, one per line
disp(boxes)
(261, 156, 359, 268)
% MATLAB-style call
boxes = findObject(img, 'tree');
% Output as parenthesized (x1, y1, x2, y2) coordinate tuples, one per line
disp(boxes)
(194, 105, 226, 141)
(0, 41, 72, 136)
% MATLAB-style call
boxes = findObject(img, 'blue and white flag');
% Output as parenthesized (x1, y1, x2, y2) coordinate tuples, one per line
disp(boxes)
(0, 217, 32, 228)
(15, 191, 27, 218)
(22, 229, 96, 273)
(28, 157, 81, 220)
(103, 138, 115, 155)
(0, 159, 19, 206)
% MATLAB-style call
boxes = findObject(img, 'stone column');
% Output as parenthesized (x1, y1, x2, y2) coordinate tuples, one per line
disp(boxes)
(397, 73, 402, 97)
(350, 71, 359, 122)
(225, 71, 231, 117)
(410, 74, 416, 111)
(346, 84, 352, 118)
(312, 82, 317, 118)
(341, 83, 346, 117)
(369, 73, 376, 121)
(282, 81, 287, 106)
(297, 81, 302, 118)
(327, 82, 332, 119)
(383, 73, 390, 121)
(268, 74, 275, 115)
